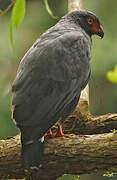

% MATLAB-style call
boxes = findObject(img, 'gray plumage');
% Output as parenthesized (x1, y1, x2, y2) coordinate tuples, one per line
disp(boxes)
(12, 10, 104, 167)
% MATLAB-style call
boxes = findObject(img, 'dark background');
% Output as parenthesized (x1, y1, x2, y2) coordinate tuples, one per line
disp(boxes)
(0, 0, 117, 179)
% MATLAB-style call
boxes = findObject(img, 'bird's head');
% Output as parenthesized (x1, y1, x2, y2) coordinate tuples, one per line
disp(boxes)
(67, 10, 104, 38)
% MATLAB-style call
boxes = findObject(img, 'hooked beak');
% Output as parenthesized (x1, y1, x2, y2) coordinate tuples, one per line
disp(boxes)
(97, 25, 104, 39)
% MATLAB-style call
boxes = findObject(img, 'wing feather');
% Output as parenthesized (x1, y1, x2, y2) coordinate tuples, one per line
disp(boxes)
(12, 31, 91, 130)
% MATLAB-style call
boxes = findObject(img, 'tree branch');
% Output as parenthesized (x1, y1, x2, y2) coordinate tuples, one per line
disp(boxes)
(62, 104, 117, 135)
(68, 0, 83, 12)
(0, 109, 117, 179)
(0, 0, 15, 17)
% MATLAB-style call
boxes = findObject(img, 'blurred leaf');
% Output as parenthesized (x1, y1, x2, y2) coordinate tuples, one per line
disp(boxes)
(103, 171, 114, 177)
(2, 83, 11, 97)
(74, 175, 80, 180)
(9, 0, 26, 47)
(43, 0, 58, 19)
(12, 0, 26, 28)
(107, 65, 117, 83)
(9, 16, 14, 48)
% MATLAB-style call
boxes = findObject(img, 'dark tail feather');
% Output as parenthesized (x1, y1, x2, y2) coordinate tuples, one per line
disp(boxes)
(21, 139, 44, 168)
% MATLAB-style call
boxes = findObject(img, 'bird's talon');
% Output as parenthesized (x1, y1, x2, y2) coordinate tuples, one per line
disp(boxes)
(54, 132, 66, 137)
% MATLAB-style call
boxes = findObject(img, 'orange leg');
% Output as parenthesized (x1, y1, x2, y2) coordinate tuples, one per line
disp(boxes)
(44, 129, 55, 137)
(48, 129, 55, 137)
(54, 123, 66, 137)
(45, 122, 66, 138)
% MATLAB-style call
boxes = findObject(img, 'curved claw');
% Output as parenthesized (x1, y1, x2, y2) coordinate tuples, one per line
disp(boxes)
(45, 124, 66, 138)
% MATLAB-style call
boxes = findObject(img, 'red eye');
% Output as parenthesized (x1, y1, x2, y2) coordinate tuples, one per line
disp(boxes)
(88, 17, 94, 24)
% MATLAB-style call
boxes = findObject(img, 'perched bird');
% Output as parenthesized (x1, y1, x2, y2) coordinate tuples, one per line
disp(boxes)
(12, 10, 104, 168)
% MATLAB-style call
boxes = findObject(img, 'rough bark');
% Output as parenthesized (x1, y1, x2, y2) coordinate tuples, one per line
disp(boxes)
(0, 109, 117, 179)
(62, 104, 117, 135)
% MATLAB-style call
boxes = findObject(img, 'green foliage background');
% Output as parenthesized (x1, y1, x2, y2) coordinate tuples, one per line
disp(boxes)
(0, 0, 117, 179)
